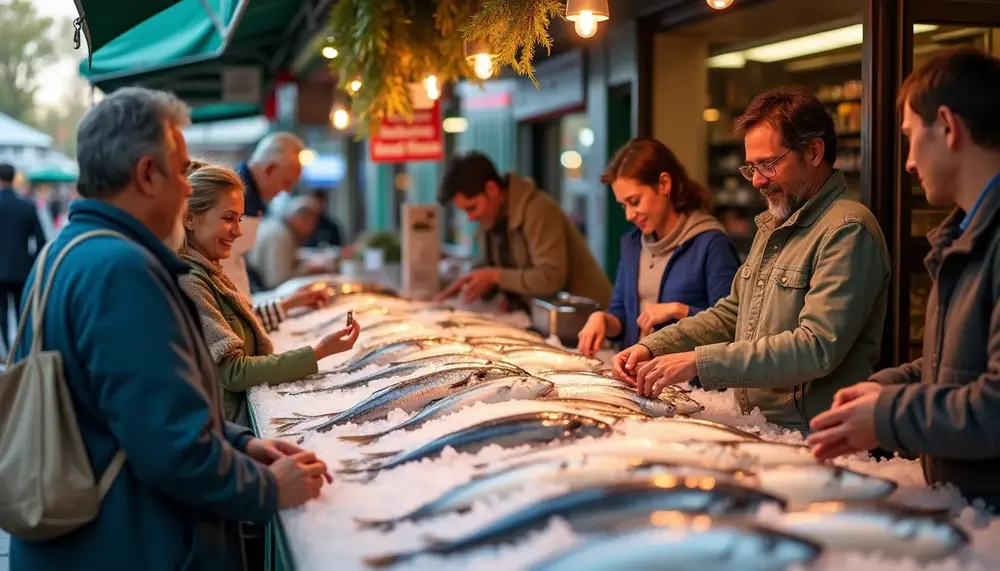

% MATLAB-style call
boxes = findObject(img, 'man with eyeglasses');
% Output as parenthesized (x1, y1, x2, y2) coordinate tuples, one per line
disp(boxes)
(611, 86, 891, 433)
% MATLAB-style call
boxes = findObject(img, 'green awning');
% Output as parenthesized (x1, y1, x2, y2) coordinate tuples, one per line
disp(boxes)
(190, 102, 261, 123)
(75, 0, 181, 57)
(27, 167, 78, 184)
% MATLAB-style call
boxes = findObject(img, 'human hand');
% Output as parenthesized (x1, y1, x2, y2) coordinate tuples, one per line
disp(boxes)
(271, 451, 331, 509)
(245, 439, 333, 484)
(637, 302, 687, 337)
(635, 352, 698, 397)
(612, 344, 653, 385)
(312, 320, 361, 360)
(830, 381, 883, 408)
(281, 284, 331, 313)
(807, 392, 881, 461)
(577, 312, 608, 358)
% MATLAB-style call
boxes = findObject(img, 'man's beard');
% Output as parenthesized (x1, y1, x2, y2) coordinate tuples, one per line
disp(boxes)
(761, 182, 809, 223)
(163, 209, 187, 252)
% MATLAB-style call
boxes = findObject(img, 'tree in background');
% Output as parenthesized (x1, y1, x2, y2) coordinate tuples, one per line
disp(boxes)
(0, 0, 57, 124)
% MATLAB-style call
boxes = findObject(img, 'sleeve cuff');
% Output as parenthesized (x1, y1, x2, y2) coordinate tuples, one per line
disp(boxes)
(874, 384, 907, 453)
(693, 343, 725, 390)
(870, 366, 911, 386)
(686, 305, 706, 317)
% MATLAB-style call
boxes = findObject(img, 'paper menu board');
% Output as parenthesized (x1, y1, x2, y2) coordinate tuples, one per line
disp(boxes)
(401, 204, 441, 299)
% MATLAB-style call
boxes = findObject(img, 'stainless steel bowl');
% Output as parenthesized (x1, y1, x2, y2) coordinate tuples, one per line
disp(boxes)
(530, 292, 601, 346)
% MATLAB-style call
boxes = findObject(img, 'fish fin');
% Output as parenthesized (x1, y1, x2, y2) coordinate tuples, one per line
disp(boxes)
(336, 465, 380, 476)
(352, 516, 397, 531)
(361, 450, 400, 459)
(361, 552, 415, 568)
(338, 432, 383, 444)
(448, 378, 472, 389)
(419, 533, 450, 547)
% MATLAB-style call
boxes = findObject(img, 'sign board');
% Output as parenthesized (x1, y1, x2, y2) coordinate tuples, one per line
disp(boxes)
(222, 66, 263, 104)
(370, 85, 444, 163)
(401, 204, 441, 299)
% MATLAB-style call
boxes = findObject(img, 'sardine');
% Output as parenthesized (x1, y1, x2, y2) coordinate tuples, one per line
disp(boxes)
(769, 501, 969, 560)
(338, 376, 554, 445)
(721, 441, 817, 467)
(362, 478, 786, 567)
(499, 348, 604, 373)
(545, 383, 677, 417)
(271, 366, 523, 433)
(547, 398, 647, 418)
(449, 326, 545, 343)
(528, 521, 821, 571)
(293, 353, 516, 394)
(329, 336, 458, 373)
(537, 371, 705, 416)
(355, 455, 745, 531)
(752, 465, 897, 505)
(338, 411, 614, 478)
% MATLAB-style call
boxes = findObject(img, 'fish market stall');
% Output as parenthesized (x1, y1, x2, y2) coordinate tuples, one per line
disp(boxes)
(247, 289, 1000, 571)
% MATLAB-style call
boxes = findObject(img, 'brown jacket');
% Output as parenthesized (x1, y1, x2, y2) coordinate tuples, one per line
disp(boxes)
(872, 179, 1000, 507)
(483, 173, 612, 308)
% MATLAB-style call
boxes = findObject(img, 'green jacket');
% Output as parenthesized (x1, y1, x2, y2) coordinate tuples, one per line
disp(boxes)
(180, 256, 318, 424)
(640, 171, 890, 432)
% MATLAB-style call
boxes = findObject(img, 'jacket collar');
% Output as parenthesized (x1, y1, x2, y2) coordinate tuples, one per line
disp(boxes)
(504, 173, 538, 229)
(236, 161, 266, 217)
(0, 186, 15, 198)
(755, 170, 848, 232)
(925, 176, 1000, 273)
(67, 199, 190, 275)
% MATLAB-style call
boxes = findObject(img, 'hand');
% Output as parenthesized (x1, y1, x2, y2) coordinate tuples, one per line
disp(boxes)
(637, 303, 687, 337)
(281, 284, 331, 313)
(271, 451, 331, 509)
(577, 312, 608, 358)
(831, 381, 883, 408)
(312, 320, 361, 360)
(612, 344, 653, 385)
(635, 352, 698, 397)
(246, 438, 310, 466)
(434, 268, 501, 303)
(807, 391, 881, 461)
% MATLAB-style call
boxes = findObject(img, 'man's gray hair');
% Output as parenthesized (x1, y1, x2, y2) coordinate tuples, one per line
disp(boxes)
(249, 131, 305, 166)
(76, 87, 190, 199)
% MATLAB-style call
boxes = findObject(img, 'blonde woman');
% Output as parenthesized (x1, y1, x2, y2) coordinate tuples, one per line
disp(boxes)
(178, 162, 361, 425)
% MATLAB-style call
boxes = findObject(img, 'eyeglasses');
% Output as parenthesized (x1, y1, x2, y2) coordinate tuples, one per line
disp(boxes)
(738, 148, 794, 181)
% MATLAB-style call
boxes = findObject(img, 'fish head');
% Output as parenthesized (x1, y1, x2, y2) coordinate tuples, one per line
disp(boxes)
(885, 511, 970, 549)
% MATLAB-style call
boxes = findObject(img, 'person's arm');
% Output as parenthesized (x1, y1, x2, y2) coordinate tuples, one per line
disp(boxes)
(684, 233, 741, 316)
(75, 247, 277, 523)
(693, 221, 888, 391)
(496, 200, 569, 297)
(869, 358, 924, 386)
(605, 258, 628, 342)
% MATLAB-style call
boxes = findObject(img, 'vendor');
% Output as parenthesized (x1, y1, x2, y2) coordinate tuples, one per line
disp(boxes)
(177, 162, 362, 425)
(434, 151, 612, 311)
(247, 194, 333, 290)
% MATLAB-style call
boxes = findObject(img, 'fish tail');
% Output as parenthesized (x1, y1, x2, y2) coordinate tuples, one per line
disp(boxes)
(361, 552, 414, 568)
(337, 432, 383, 444)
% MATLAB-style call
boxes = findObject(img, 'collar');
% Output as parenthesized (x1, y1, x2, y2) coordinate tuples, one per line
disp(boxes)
(66, 199, 190, 275)
(926, 170, 1000, 270)
(504, 173, 537, 229)
(236, 161, 266, 217)
(755, 170, 848, 232)
(959, 170, 1000, 231)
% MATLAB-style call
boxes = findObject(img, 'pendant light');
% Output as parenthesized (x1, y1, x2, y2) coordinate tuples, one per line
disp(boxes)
(464, 39, 496, 80)
(565, 0, 609, 39)
(707, 0, 735, 9)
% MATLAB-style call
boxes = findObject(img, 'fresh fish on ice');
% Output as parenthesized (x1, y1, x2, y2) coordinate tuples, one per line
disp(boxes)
(355, 455, 745, 530)
(544, 383, 678, 417)
(270, 366, 522, 432)
(338, 411, 615, 477)
(720, 441, 817, 467)
(528, 521, 821, 571)
(338, 376, 555, 444)
(768, 501, 969, 560)
(546, 398, 648, 418)
(751, 464, 896, 505)
(448, 326, 544, 343)
(286, 305, 390, 337)
(629, 416, 760, 442)
(537, 371, 705, 415)
(362, 477, 786, 567)
(499, 348, 604, 373)
(329, 336, 458, 373)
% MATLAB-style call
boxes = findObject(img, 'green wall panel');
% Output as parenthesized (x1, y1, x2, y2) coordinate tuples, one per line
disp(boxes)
(363, 143, 394, 232)
(604, 92, 634, 275)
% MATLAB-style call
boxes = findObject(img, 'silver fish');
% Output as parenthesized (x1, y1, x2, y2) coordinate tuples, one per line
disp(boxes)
(537, 371, 705, 416)
(751, 465, 897, 505)
(329, 336, 458, 373)
(500, 348, 604, 373)
(769, 501, 969, 560)
(270, 366, 522, 433)
(721, 441, 817, 467)
(632, 417, 761, 442)
(362, 478, 786, 568)
(338, 411, 615, 478)
(528, 521, 821, 571)
(355, 455, 745, 530)
(547, 398, 648, 418)
(338, 376, 554, 445)
(451, 326, 545, 343)
(545, 383, 677, 417)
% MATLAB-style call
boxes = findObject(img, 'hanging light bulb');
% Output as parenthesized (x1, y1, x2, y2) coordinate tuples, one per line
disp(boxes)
(331, 106, 350, 130)
(321, 46, 338, 59)
(465, 39, 496, 80)
(424, 75, 441, 100)
(706, 0, 735, 8)
(565, 0, 609, 39)
(348, 79, 361, 94)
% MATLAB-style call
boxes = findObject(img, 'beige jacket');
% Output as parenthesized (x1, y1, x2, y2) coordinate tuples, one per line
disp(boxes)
(640, 171, 891, 431)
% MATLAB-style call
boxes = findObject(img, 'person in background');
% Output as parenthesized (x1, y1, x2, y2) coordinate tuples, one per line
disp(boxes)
(434, 151, 613, 310)
(247, 195, 333, 290)
(0, 163, 47, 355)
(8, 87, 330, 571)
(177, 162, 361, 425)
(305, 187, 344, 247)
(577, 138, 740, 357)
(611, 86, 891, 433)
(809, 48, 1000, 509)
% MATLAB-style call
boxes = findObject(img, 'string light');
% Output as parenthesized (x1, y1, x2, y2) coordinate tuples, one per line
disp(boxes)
(321, 46, 338, 59)
(465, 39, 496, 80)
(565, 0, 609, 39)
(707, 0, 735, 8)
(424, 75, 441, 100)
(331, 107, 350, 130)
(348, 79, 361, 94)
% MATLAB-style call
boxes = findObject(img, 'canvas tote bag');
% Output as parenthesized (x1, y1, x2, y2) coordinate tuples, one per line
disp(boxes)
(0, 229, 128, 540)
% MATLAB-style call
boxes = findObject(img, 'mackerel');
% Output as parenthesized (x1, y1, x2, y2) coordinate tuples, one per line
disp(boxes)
(537, 370, 705, 415)
(632, 416, 761, 442)
(328, 336, 458, 373)
(500, 347, 604, 373)
(544, 383, 677, 417)
(752, 464, 897, 505)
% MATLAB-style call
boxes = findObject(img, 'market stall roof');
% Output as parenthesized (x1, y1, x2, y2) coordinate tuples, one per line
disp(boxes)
(74, 0, 181, 57)
(27, 166, 78, 184)
(0, 112, 53, 147)
(79, 0, 336, 122)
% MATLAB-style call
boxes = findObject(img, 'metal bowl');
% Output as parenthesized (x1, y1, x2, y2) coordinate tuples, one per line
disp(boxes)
(530, 292, 601, 346)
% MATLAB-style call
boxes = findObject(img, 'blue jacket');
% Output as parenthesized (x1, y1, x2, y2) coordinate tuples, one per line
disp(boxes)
(608, 228, 741, 347)
(10, 200, 278, 571)
(0, 187, 46, 283)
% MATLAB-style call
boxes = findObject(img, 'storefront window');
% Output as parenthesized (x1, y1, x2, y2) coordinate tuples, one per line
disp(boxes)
(559, 113, 592, 236)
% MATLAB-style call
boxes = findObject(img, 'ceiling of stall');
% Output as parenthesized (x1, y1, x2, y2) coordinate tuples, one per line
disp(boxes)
(673, 0, 866, 47)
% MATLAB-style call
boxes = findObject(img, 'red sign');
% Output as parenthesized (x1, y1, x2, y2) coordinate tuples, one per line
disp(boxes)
(370, 99, 444, 163)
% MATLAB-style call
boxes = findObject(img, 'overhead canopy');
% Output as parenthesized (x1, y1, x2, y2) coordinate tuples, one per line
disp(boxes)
(74, 0, 181, 57)
(79, 0, 336, 122)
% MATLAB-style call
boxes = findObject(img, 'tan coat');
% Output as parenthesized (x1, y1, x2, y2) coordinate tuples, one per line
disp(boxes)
(484, 174, 612, 308)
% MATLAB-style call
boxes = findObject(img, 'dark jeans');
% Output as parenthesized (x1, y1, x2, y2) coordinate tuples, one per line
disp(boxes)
(0, 279, 25, 352)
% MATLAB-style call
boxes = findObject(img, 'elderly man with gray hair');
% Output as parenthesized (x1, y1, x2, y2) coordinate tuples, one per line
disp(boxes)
(247, 194, 326, 290)
(5, 87, 330, 571)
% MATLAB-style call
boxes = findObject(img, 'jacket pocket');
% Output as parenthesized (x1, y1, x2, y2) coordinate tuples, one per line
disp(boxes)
(766, 266, 810, 333)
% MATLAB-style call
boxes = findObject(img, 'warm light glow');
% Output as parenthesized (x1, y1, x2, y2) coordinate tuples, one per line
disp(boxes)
(578, 127, 595, 147)
(442, 117, 468, 133)
(707, 0, 734, 8)
(348, 79, 361, 94)
(331, 107, 350, 130)
(298, 149, 317, 166)
(424, 75, 441, 100)
(703, 108, 721, 122)
(322, 46, 338, 59)
(473, 53, 494, 79)
(565, 0, 609, 39)
(560, 150, 583, 169)
(575, 11, 597, 38)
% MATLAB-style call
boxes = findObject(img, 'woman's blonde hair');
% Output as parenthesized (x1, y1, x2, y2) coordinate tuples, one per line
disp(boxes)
(186, 160, 244, 215)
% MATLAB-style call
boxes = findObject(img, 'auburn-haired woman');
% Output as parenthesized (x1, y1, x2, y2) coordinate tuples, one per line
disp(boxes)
(578, 138, 740, 356)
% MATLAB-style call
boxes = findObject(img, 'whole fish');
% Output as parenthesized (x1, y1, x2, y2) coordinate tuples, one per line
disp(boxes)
(769, 501, 969, 560)
(295, 353, 517, 394)
(355, 455, 745, 531)
(528, 522, 821, 571)
(286, 305, 390, 337)
(338, 411, 615, 478)
(464, 336, 538, 347)
(329, 336, 458, 373)
(751, 465, 897, 505)
(451, 326, 545, 343)
(547, 398, 647, 418)
(500, 347, 604, 373)
(271, 366, 523, 433)
(537, 371, 705, 416)
(338, 376, 555, 445)
(362, 478, 786, 567)
(545, 383, 677, 417)
(632, 417, 760, 442)
(721, 441, 817, 467)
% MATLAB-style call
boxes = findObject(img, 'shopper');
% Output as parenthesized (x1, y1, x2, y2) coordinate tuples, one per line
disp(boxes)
(809, 47, 1000, 508)
(178, 162, 361, 425)
(7, 87, 330, 571)
(434, 151, 613, 310)
(577, 138, 740, 356)
(612, 86, 891, 433)
(247, 194, 332, 291)
(0, 163, 46, 355)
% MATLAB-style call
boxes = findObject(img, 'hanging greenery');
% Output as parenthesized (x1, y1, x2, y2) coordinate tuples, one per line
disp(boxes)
(325, 0, 566, 134)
